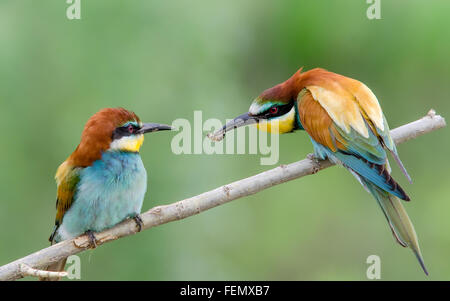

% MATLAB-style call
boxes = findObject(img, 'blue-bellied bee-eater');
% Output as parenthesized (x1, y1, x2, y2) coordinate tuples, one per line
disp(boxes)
(209, 68, 428, 275)
(45, 108, 173, 275)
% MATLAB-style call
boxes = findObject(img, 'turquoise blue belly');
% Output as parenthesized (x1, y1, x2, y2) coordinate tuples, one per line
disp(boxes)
(54, 151, 147, 242)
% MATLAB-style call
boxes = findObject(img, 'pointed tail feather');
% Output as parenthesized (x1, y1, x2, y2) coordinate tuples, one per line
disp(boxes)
(388, 148, 413, 184)
(362, 178, 428, 275)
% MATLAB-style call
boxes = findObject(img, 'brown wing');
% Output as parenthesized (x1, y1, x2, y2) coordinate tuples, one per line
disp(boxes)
(297, 88, 348, 152)
(297, 88, 409, 201)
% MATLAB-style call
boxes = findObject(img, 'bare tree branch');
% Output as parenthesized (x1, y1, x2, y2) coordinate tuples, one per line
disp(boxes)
(19, 264, 67, 279)
(0, 110, 445, 281)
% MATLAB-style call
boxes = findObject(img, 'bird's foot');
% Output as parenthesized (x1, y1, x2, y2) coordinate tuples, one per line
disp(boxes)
(133, 214, 144, 232)
(307, 153, 321, 174)
(307, 153, 320, 163)
(85, 230, 98, 249)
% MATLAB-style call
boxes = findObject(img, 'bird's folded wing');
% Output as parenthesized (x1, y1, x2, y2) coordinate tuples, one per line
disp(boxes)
(53, 161, 81, 234)
(297, 86, 409, 200)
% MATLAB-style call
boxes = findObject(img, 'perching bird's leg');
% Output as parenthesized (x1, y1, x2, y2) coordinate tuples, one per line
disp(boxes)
(306, 153, 322, 174)
(133, 214, 144, 232)
(85, 230, 98, 249)
(306, 153, 320, 162)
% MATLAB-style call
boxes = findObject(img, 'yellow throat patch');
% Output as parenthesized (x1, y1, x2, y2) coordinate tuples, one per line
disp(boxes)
(110, 134, 145, 152)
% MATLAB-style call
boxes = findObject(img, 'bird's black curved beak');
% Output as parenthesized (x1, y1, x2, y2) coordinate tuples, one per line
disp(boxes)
(138, 123, 173, 134)
(208, 112, 259, 141)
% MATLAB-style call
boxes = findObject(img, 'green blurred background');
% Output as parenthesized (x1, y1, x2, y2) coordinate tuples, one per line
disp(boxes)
(0, 0, 448, 280)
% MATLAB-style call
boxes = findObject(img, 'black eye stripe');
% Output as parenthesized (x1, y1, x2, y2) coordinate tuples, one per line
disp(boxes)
(112, 124, 140, 140)
(260, 103, 293, 118)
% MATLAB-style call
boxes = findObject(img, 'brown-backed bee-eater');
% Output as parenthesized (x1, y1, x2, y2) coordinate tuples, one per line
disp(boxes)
(44, 108, 173, 277)
(209, 67, 428, 275)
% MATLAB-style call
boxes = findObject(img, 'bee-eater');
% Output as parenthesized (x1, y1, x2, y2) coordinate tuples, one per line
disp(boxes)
(45, 108, 172, 275)
(210, 67, 428, 275)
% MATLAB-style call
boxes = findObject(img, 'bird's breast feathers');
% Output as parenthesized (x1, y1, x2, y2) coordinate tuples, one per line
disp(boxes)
(53, 151, 147, 242)
(77, 151, 147, 200)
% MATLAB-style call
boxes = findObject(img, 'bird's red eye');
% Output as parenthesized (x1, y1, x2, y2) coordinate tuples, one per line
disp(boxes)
(270, 107, 278, 114)
(128, 124, 134, 133)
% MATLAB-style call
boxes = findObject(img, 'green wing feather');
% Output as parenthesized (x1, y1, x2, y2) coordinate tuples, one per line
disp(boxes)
(49, 162, 81, 243)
